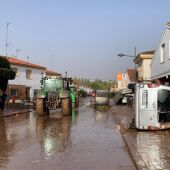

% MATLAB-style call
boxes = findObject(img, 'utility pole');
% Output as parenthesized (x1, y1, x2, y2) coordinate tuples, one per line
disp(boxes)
(6, 22, 11, 57)
(134, 47, 137, 82)
(0, 19, 0, 54)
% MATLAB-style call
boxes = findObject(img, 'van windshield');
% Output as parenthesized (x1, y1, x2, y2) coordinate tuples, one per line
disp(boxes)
(158, 89, 170, 111)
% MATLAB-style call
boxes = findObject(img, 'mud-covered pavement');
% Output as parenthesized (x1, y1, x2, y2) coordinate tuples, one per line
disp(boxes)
(0, 98, 136, 170)
(112, 104, 170, 170)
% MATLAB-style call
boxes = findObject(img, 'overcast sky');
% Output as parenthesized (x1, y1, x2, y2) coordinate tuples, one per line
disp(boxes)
(0, 0, 170, 80)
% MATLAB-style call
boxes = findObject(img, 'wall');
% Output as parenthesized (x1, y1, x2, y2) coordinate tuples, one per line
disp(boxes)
(117, 73, 130, 89)
(121, 74, 128, 89)
(151, 27, 170, 79)
(137, 61, 143, 81)
(143, 59, 152, 80)
(7, 85, 26, 101)
(8, 65, 45, 99)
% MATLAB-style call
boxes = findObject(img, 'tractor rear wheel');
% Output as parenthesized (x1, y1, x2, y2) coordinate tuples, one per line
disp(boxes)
(36, 98, 45, 116)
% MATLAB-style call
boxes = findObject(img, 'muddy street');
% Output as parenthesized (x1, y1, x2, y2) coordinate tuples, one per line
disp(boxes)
(112, 104, 170, 170)
(0, 98, 136, 170)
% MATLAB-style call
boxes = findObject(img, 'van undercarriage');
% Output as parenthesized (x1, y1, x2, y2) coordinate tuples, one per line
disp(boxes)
(159, 111, 170, 123)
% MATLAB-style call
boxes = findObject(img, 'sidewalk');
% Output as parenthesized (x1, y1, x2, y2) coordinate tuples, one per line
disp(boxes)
(0, 107, 33, 118)
(111, 105, 170, 170)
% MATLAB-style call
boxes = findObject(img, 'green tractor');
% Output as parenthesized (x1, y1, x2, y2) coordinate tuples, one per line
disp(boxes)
(36, 76, 78, 116)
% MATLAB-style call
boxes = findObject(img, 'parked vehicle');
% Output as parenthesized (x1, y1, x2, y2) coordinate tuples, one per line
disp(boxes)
(114, 88, 134, 105)
(135, 83, 170, 130)
(94, 90, 109, 106)
(91, 91, 96, 97)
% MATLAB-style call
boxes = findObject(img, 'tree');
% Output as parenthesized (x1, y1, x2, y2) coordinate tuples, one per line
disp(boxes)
(0, 56, 16, 109)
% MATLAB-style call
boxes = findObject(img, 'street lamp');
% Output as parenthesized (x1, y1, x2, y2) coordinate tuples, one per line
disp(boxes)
(118, 47, 137, 82)
(118, 53, 135, 58)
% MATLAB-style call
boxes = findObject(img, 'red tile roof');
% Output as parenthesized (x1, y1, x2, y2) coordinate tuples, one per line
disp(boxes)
(6, 56, 46, 70)
(0, 56, 62, 76)
(46, 69, 62, 76)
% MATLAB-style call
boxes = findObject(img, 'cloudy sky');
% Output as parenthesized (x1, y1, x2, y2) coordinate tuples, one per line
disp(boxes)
(0, 0, 170, 80)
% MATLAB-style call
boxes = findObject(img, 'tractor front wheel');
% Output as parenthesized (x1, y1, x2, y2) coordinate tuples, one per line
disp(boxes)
(75, 94, 79, 107)
(61, 98, 71, 116)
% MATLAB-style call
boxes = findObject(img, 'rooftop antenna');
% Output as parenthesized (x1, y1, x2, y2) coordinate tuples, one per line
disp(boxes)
(16, 49, 21, 58)
(27, 56, 29, 64)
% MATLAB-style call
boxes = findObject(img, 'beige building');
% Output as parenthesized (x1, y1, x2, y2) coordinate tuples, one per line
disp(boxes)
(134, 50, 155, 82)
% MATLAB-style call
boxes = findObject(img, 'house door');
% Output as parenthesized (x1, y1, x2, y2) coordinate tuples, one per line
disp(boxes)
(26, 87, 31, 100)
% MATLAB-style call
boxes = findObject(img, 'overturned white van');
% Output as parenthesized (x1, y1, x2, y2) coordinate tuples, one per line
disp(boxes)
(135, 83, 170, 130)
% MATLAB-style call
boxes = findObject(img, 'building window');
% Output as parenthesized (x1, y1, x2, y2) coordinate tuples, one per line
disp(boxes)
(26, 69, 32, 79)
(160, 43, 165, 63)
(122, 74, 126, 79)
(12, 67, 19, 76)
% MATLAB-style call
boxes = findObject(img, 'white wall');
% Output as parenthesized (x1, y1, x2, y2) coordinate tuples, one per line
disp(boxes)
(143, 59, 151, 80)
(8, 65, 45, 99)
(151, 26, 170, 79)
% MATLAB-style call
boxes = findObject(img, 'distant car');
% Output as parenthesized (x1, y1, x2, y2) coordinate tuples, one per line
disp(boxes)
(94, 90, 109, 106)
(91, 91, 96, 97)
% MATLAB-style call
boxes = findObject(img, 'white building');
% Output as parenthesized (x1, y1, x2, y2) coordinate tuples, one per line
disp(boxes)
(151, 22, 170, 85)
(6, 57, 46, 101)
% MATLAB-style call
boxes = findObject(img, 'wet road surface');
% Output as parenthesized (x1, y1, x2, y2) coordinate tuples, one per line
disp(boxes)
(0, 98, 136, 170)
(124, 130, 170, 170)
(112, 104, 170, 170)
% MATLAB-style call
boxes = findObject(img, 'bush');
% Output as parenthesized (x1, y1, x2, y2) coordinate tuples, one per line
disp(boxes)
(0, 56, 16, 91)
(0, 57, 15, 80)
(109, 91, 115, 98)
(78, 89, 87, 97)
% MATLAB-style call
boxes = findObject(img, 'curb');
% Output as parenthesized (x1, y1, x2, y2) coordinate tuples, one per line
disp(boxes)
(122, 131, 148, 170)
(119, 129, 139, 170)
(0, 110, 32, 118)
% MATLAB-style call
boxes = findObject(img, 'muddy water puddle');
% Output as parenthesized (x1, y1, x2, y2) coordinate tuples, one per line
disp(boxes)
(0, 98, 136, 170)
